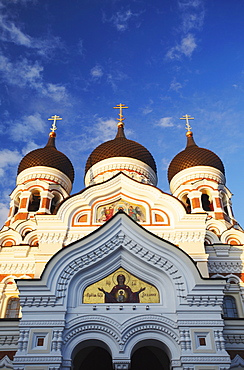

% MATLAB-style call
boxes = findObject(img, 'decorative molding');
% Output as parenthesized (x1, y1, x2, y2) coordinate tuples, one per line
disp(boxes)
(180, 330, 191, 350)
(0, 263, 35, 274)
(122, 315, 178, 330)
(214, 330, 225, 351)
(51, 330, 63, 351)
(20, 321, 65, 327)
(113, 361, 131, 370)
(121, 323, 180, 346)
(181, 356, 231, 363)
(64, 233, 86, 245)
(186, 294, 223, 307)
(0, 335, 19, 346)
(39, 232, 65, 244)
(170, 166, 225, 194)
(230, 354, 244, 368)
(13, 356, 61, 363)
(20, 296, 58, 307)
(17, 167, 72, 193)
(208, 261, 243, 273)
(18, 329, 29, 351)
(0, 355, 13, 369)
(63, 323, 120, 345)
(56, 232, 186, 303)
(178, 320, 223, 326)
(224, 334, 244, 345)
(157, 231, 205, 244)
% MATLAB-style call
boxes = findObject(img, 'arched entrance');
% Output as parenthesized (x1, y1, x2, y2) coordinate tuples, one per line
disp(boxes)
(131, 340, 170, 370)
(72, 341, 113, 370)
(72, 340, 170, 370)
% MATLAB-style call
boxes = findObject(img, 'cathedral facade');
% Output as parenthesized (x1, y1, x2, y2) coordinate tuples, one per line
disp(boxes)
(0, 108, 243, 370)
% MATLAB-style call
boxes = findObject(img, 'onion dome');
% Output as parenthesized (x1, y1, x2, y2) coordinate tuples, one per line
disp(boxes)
(18, 131, 74, 183)
(84, 104, 157, 186)
(168, 129, 225, 183)
(85, 125, 157, 174)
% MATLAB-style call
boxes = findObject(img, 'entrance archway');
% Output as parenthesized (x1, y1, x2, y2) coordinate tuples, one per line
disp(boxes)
(72, 341, 113, 370)
(131, 340, 170, 370)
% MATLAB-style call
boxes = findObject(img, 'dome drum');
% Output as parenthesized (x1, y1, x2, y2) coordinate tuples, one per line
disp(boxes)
(169, 166, 226, 195)
(85, 157, 157, 187)
(17, 166, 73, 194)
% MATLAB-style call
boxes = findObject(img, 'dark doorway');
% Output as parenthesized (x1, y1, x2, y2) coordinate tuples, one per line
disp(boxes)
(73, 346, 113, 370)
(131, 346, 170, 370)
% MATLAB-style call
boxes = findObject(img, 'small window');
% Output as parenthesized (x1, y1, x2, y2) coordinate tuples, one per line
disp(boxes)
(37, 337, 44, 346)
(28, 191, 41, 212)
(223, 296, 238, 318)
(199, 337, 206, 346)
(5, 297, 20, 318)
(201, 193, 213, 211)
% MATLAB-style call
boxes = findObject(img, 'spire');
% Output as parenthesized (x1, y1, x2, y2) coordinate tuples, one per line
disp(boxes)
(115, 125, 126, 138)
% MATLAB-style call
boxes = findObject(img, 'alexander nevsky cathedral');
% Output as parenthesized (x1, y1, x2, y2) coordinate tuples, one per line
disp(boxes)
(0, 105, 243, 370)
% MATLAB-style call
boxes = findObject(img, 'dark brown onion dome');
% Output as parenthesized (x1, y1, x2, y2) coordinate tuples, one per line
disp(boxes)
(18, 132, 74, 183)
(85, 125, 157, 174)
(167, 131, 225, 183)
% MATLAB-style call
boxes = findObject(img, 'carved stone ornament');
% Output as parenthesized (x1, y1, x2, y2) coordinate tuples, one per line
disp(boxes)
(56, 231, 186, 305)
(0, 355, 13, 369)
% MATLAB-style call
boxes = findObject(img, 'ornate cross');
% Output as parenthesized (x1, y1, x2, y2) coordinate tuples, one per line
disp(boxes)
(113, 103, 128, 124)
(180, 114, 194, 131)
(48, 115, 62, 132)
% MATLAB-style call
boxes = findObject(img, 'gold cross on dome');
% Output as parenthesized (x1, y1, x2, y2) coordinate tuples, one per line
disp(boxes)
(180, 114, 194, 131)
(113, 103, 128, 124)
(48, 115, 62, 132)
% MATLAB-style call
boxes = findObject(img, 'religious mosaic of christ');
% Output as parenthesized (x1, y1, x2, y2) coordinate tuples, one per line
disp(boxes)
(96, 199, 146, 223)
(83, 268, 159, 304)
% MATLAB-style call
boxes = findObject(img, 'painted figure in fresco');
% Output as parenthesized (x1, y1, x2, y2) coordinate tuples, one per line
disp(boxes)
(128, 205, 138, 221)
(98, 206, 115, 222)
(98, 274, 145, 303)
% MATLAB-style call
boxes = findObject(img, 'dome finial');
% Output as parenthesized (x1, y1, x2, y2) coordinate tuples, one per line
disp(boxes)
(180, 114, 194, 137)
(48, 115, 62, 137)
(113, 103, 128, 127)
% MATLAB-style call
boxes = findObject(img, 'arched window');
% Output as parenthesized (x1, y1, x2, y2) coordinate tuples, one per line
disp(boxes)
(50, 192, 61, 214)
(28, 190, 41, 212)
(201, 193, 213, 211)
(223, 296, 238, 318)
(5, 297, 20, 318)
(13, 194, 20, 216)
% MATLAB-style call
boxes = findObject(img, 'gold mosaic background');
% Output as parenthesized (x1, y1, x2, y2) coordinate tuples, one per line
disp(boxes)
(83, 268, 159, 304)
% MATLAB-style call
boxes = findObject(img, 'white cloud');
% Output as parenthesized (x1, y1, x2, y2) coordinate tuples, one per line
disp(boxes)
(170, 79, 183, 92)
(166, 33, 197, 59)
(166, 0, 204, 60)
(77, 39, 84, 56)
(10, 113, 46, 142)
(0, 12, 63, 57)
(104, 9, 140, 32)
(0, 149, 21, 176)
(90, 65, 103, 79)
(156, 117, 174, 128)
(0, 202, 9, 228)
(106, 70, 128, 91)
(22, 140, 39, 155)
(45, 83, 68, 102)
(0, 53, 68, 102)
(93, 118, 118, 142)
(161, 157, 171, 171)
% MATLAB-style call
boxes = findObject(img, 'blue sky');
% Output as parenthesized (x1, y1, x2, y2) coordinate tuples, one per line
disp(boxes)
(0, 0, 244, 227)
